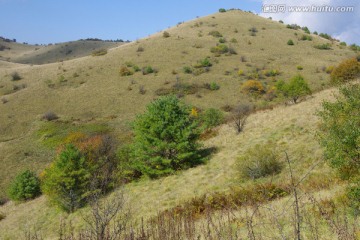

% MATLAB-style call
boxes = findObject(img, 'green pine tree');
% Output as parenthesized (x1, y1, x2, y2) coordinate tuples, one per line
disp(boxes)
(41, 144, 91, 212)
(132, 95, 201, 178)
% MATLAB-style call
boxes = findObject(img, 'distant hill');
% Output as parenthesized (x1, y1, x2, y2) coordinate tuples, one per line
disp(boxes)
(0, 39, 125, 65)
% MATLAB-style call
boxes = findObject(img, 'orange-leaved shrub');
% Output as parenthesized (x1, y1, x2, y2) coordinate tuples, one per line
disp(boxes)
(331, 58, 360, 84)
(241, 80, 265, 95)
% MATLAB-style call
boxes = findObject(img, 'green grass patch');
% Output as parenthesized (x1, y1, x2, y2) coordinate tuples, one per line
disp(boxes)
(36, 121, 110, 148)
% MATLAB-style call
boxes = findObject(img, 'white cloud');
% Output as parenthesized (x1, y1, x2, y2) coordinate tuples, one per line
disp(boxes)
(260, 0, 360, 44)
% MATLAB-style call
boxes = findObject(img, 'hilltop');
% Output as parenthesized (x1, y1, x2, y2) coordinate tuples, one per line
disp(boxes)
(0, 9, 358, 239)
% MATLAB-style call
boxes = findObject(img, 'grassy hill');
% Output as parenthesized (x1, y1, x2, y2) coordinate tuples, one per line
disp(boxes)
(0, 39, 124, 65)
(0, 9, 358, 239)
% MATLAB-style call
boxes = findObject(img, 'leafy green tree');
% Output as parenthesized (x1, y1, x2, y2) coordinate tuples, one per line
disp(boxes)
(317, 84, 360, 180)
(41, 144, 91, 212)
(132, 95, 201, 178)
(276, 75, 311, 103)
(8, 170, 41, 201)
(318, 84, 360, 213)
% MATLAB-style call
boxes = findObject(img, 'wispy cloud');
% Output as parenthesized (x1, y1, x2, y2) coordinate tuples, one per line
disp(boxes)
(259, 0, 360, 44)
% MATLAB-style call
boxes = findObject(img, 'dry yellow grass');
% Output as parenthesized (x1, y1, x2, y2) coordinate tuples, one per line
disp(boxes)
(0, 10, 358, 238)
(0, 84, 343, 239)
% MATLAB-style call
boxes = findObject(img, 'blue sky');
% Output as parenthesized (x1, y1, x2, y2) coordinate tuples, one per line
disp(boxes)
(0, 0, 359, 45)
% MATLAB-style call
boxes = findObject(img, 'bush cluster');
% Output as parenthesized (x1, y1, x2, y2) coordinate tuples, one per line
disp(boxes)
(163, 31, 170, 38)
(210, 44, 229, 54)
(314, 43, 331, 50)
(237, 144, 282, 180)
(241, 80, 265, 95)
(330, 58, 360, 84)
(11, 72, 22, 81)
(41, 134, 117, 212)
(208, 31, 223, 38)
(276, 75, 311, 104)
(8, 170, 41, 201)
(119, 66, 133, 76)
(200, 108, 224, 130)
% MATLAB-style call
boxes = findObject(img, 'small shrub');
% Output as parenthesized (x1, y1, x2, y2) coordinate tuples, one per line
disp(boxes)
(287, 39, 294, 45)
(210, 44, 229, 54)
(240, 56, 247, 62)
(248, 27, 258, 33)
(230, 38, 237, 43)
(314, 43, 331, 50)
(183, 66, 192, 74)
(11, 72, 22, 81)
(200, 108, 224, 129)
(279, 20, 284, 23)
(219, 38, 226, 43)
(339, 42, 347, 47)
(91, 49, 107, 56)
(137, 46, 144, 52)
(300, 34, 312, 41)
(218, 8, 226, 13)
(237, 144, 282, 180)
(297, 66, 303, 70)
(133, 65, 141, 72)
(241, 80, 265, 95)
(210, 82, 220, 91)
(330, 58, 360, 84)
(142, 66, 155, 75)
(41, 111, 59, 121)
(7, 170, 41, 201)
(208, 30, 223, 38)
(195, 58, 212, 68)
(163, 31, 170, 38)
(119, 66, 133, 76)
(238, 70, 244, 76)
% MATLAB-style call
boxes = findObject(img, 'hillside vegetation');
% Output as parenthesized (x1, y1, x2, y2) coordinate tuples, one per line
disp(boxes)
(0, 9, 359, 239)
